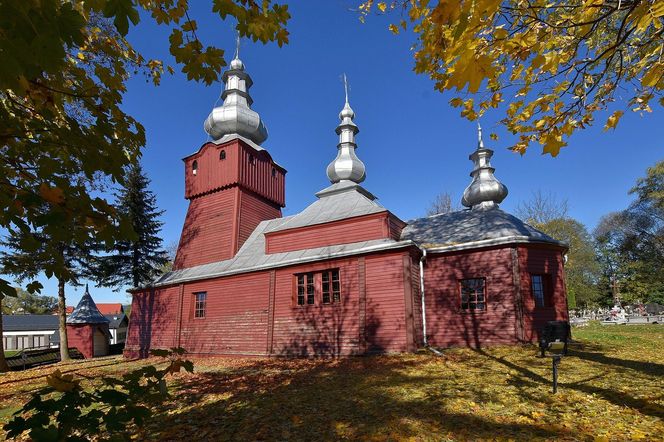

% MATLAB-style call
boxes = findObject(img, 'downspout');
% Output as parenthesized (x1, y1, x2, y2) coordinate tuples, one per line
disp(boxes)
(418, 246, 443, 356)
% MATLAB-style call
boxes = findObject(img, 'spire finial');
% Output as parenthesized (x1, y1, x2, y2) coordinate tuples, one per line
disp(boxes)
(234, 31, 240, 60)
(326, 75, 365, 184)
(461, 125, 508, 210)
(203, 36, 268, 144)
(85, 283, 89, 294)
(343, 73, 349, 104)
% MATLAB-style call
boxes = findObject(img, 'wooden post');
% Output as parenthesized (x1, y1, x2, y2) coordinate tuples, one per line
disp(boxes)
(358, 258, 367, 354)
(402, 254, 415, 352)
(266, 270, 276, 355)
(511, 247, 525, 342)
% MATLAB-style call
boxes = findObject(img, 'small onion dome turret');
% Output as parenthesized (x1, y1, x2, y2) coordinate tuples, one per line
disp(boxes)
(203, 50, 268, 145)
(326, 75, 366, 184)
(461, 124, 508, 210)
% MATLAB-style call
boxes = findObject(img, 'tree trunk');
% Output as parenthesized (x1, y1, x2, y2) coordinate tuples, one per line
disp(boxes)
(58, 277, 71, 362)
(0, 301, 9, 372)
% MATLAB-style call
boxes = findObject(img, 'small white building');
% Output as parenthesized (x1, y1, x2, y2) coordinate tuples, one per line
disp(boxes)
(2, 315, 59, 350)
(105, 314, 129, 345)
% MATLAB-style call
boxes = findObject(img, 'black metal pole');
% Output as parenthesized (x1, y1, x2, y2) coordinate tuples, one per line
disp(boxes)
(552, 355, 561, 393)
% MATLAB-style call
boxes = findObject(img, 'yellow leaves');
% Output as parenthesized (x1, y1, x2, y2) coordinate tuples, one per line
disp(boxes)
(449, 97, 463, 107)
(540, 130, 566, 157)
(377, 2, 387, 13)
(641, 63, 663, 88)
(430, 0, 461, 26)
(46, 370, 80, 393)
(77, 52, 85, 61)
(494, 28, 508, 40)
(39, 184, 65, 205)
(603, 110, 624, 131)
(460, 98, 477, 120)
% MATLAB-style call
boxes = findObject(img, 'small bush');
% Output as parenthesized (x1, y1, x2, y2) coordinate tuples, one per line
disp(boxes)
(4, 347, 193, 441)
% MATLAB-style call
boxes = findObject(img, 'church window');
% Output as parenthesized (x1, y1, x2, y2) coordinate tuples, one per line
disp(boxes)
(296, 273, 315, 305)
(272, 167, 276, 177)
(322, 269, 341, 304)
(459, 278, 485, 311)
(249, 154, 255, 165)
(220, 150, 226, 160)
(192, 160, 198, 175)
(531, 274, 550, 307)
(295, 270, 341, 306)
(194, 292, 207, 318)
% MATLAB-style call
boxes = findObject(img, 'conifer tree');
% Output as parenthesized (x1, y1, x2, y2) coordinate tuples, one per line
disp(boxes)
(94, 163, 168, 289)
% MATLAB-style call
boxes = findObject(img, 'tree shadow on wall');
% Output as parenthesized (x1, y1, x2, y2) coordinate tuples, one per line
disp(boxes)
(426, 258, 521, 350)
(127, 288, 172, 358)
(275, 297, 385, 357)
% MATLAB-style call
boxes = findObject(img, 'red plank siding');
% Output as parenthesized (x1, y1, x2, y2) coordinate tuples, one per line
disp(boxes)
(184, 141, 241, 199)
(517, 245, 569, 341)
(265, 212, 392, 255)
(423, 247, 519, 348)
(174, 187, 239, 268)
(124, 286, 180, 358)
(176, 273, 271, 356)
(184, 139, 285, 207)
(271, 257, 362, 356)
(66, 324, 94, 359)
(364, 252, 409, 353)
(238, 190, 282, 250)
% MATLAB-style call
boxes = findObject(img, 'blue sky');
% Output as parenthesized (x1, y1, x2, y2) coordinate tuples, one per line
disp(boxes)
(11, 1, 664, 305)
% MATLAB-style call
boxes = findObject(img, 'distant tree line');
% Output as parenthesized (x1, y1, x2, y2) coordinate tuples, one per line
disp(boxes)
(427, 160, 664, 309)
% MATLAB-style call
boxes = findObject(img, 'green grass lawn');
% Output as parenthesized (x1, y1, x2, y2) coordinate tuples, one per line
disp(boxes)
(3, 350, 21, 358)
(1, 323, 662, 441)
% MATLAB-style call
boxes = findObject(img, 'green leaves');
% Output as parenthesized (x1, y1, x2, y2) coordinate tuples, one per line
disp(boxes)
(103, 0, 140, 36)
(0, 0, 290, 293)
(4, 348, 194, 440)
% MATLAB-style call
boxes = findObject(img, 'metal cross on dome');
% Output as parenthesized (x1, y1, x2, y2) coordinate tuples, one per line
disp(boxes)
(342, 73, 349, 104)
(234, 30, 240, 59)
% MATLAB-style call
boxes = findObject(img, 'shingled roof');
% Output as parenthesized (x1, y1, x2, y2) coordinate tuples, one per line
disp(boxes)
(401, 207, 566, 250)
(2, 315, 59, 332)
(67, 285, 110, 325)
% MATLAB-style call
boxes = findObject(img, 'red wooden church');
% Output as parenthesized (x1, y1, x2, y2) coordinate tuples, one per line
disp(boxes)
(125, 54, 569, 358)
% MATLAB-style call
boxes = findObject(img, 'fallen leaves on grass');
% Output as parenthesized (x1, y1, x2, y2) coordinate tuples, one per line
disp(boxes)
(1, 324, 663, 441)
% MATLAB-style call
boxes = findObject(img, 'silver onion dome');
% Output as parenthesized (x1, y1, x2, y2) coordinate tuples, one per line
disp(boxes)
(461, 123, 508, 210)
(326, 75, 366, 184)
(203, 42, 268, 145)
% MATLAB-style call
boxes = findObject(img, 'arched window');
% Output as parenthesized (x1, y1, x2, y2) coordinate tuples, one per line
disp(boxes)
(192, 160, 198, 175)
(249, 154, 255, 165)
(271, 167, 276, 178)
(219, 150, 226, 160)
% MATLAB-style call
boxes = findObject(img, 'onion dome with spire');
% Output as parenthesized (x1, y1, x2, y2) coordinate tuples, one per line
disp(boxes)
(66, 284, 110, 325)
(203, 39, 268, 145)
(461, 124, 508, 210)
(326, 74, 366, 184)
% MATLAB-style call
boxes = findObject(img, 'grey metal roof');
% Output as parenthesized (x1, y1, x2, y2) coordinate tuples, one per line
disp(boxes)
(67, 286, 110, 325)
(2, 315, 59, 332)
(265, 182, 385, 233)
(400, 207, 565, 249)
(147, 182, 405, 288)
(104, 314, 128, 329)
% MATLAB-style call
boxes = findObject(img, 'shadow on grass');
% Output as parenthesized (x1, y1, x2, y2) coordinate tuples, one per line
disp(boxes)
(475, 345, 664, 420)
(140, 357, 567, 441)
(569, 343, 664, 377)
